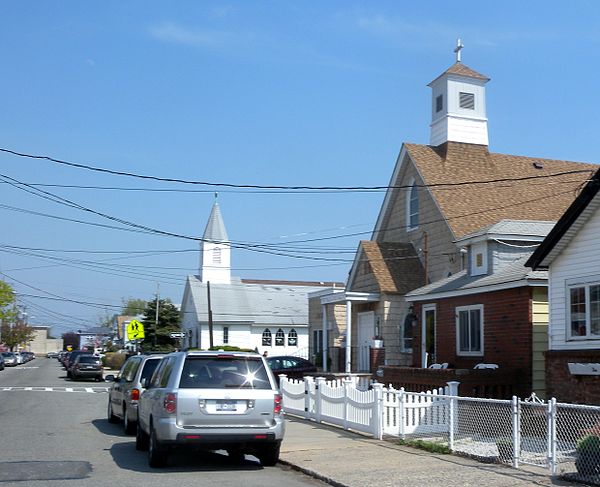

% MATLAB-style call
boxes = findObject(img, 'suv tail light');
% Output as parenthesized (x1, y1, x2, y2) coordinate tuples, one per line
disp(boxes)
(163, 392, 177, 414)
(130, 388, 140, 401)
(274, 393, 282, 414)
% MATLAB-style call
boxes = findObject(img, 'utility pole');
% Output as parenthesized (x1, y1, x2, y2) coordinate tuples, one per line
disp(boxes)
(207, 281, 214, 349)
(154, 283, 160, 348)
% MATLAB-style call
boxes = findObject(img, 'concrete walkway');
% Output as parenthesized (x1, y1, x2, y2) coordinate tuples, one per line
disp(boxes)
(279, 416, 582, 487)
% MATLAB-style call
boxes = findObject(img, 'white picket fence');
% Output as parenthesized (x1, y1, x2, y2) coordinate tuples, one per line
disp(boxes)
(279, 374, 458, 440)
(280, 374, 600, 481)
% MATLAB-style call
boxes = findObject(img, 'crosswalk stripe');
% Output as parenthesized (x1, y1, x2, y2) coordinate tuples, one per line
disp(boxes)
(0, 386, 109, 393)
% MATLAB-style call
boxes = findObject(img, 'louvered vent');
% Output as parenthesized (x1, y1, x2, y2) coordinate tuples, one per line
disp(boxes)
(459, 92, 475, 109)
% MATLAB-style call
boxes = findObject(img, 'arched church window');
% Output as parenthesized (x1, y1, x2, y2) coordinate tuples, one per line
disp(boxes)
(275, 329, 285, 346)
(262, 328, 272, 346)
(288, 329, 298, 346)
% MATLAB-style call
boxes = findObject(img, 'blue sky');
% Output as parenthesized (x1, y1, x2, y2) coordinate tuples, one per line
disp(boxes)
(1, 1, 599, 335)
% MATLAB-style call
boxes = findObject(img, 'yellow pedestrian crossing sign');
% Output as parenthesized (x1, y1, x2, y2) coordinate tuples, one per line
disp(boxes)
(127, 319, 145, 340)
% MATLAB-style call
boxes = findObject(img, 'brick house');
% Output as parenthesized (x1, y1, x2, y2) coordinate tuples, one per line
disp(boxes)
(405, 220, 552, 398)
(527, 167, 600, 404)
(310, 50, 596, 375)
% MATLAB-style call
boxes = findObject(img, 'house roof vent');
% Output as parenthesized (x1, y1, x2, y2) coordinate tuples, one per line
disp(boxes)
(533, 161, 544, 169)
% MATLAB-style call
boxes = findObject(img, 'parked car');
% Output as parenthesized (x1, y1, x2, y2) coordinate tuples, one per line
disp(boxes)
(136, 351, 284, 468)
(106, 353, 165, 434)
(0, 354, 4, 371)
(266, 356, 317, 382)
(46, 351, 59, 359)
(70, 354, 103, 381)
(1, 352, 18, 367)
(65, 350, 93, 378)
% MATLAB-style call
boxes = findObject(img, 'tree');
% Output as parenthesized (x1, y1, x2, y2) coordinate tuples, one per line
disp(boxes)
(0, 280, 16, 323)
(121, 298, 146, 316)
(141, 298, 181, 352)
(62, 332, 80, 350)
(1, 321, 36, 351)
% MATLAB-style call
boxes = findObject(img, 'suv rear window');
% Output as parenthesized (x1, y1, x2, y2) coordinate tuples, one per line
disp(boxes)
(179, 356, 271, 390)
(77, 355, 100, 364)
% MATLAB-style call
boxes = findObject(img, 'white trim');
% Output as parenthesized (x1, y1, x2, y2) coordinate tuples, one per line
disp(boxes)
(406, 278, 547, 302)
(371, 145, 409, 240)
(421, 304, 436, 367)
(455, 304, 484, 357)
(565, 279, 600, 341)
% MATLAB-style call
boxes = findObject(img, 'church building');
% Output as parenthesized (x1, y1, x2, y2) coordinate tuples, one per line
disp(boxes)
(180, 199, 339, 356)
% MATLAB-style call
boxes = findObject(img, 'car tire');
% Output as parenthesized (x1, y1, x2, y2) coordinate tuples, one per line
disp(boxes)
(123, 406, 136, 435)
(148, 425, 168, 468)
(136, 420, 149, 451)
(258, 443, 280, 467)
(107, 400, 119, 424)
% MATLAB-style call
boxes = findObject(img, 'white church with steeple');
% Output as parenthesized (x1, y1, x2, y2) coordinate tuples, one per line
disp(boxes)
(180, 199, 340, 355)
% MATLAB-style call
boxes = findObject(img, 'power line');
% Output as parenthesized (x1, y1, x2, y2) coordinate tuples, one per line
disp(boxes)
(0, 146, 594, 191)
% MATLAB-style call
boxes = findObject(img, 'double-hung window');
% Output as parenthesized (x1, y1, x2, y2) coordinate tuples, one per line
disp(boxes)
(456, 305, 483, 355)
(568, 283, 600, 339)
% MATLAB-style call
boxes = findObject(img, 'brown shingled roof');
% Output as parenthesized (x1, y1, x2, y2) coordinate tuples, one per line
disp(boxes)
(405, 142, 597, 239)
(361, 241, 425, 293)
(428, 62, 490, 85)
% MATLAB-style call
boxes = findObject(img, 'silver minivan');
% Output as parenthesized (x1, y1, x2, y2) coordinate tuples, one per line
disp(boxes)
(106, 353, 165, 434)
(136, 351, 285, 468)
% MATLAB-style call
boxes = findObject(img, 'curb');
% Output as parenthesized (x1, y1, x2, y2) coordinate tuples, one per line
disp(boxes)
(278, 458, 349, 487)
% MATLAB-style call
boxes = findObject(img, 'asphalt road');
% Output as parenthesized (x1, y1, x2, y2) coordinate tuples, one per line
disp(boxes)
(0, 357, 326, 487)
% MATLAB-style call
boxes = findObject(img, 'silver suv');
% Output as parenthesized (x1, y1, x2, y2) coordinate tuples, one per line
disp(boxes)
(136, 351, 285, 468)
(106, 353, 165, 434)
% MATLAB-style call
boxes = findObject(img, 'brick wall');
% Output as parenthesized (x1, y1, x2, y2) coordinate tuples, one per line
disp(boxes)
(413, 286, 533, 396)
(546, 350, 600, 404)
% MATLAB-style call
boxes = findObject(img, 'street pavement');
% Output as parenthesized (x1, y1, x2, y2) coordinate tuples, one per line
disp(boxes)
(280, 416, 581, 487)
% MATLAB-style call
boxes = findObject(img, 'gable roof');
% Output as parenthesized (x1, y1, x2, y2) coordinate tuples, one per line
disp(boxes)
(402, 142, 596, 240)
(526, 166, 600, 270)
(355, 241, 425, 293)
(184, 275, 332, 326)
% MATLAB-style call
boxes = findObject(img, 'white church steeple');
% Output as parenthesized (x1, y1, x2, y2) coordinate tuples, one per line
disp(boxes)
(429, 39, 490, 147)
(199, 196, 231, 284)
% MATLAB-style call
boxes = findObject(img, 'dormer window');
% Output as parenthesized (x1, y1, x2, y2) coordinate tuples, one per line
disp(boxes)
(407, 179, 419, 230)
(470, 242, 488, 276)
(459, 92, 475, 110)
(436, 94, 443, 113)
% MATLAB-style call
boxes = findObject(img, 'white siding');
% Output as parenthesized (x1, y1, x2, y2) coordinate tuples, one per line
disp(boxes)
(549, 208, 600, 350)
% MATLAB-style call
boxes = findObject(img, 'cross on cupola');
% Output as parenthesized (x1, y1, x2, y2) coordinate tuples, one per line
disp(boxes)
(454, 38, 464, 62)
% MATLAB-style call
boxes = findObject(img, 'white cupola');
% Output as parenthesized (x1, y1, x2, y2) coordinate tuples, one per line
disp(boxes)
(199, 198, 231, 284)
(428, 39, 490, 147)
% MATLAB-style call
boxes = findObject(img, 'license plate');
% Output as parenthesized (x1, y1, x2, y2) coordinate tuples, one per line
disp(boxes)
(216, 400, 237, 412)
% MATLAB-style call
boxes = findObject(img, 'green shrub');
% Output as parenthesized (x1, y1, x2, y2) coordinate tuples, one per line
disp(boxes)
(397, 439, 451, 454)
(102, 352, 128, 370)
(576, 435, 600, 476)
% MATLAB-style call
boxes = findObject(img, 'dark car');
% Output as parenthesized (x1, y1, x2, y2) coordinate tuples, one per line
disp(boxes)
(65, 350, 93, 378)
(70, 354, 103, 381)
(0, 354, 4, 371)
(266, 356, 317, 382)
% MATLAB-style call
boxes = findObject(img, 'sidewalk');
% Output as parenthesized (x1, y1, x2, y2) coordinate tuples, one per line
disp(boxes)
(279, 416, 580, 487)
